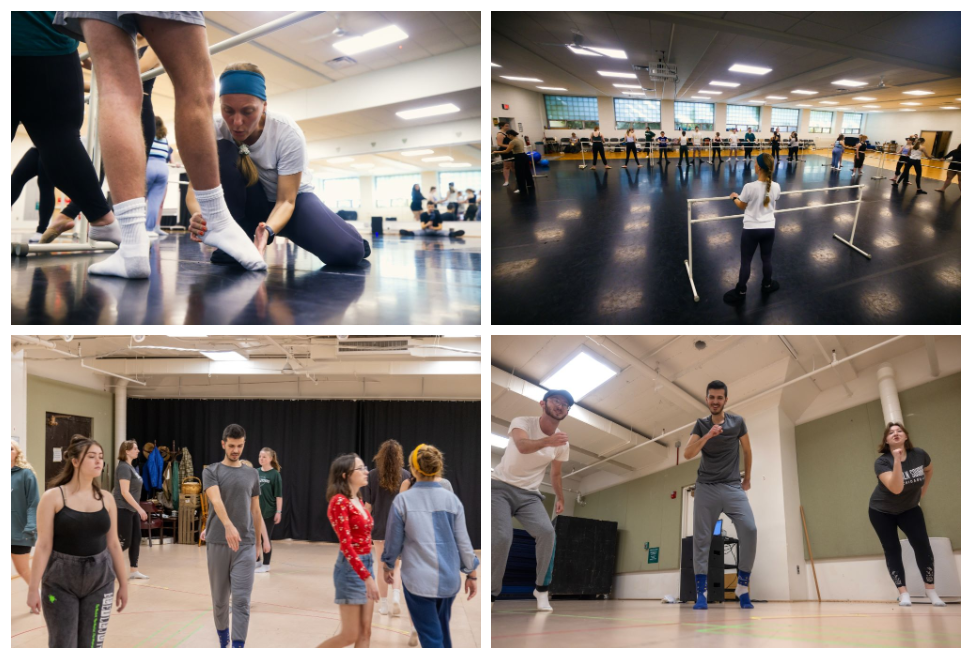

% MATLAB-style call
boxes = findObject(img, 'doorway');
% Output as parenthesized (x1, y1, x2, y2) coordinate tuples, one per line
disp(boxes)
(45, 412, 93, 489)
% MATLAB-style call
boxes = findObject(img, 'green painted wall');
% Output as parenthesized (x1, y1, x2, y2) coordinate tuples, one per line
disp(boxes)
(795, 373, 960, 559)
(26, 376, 115, 489)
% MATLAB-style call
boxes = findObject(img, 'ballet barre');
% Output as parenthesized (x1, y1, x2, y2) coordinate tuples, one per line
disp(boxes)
(684, 184, 870, 303)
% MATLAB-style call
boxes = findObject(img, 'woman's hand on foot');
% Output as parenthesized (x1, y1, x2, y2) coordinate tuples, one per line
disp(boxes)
(254, 222, 269, 258)
(188, 213, 207, 243)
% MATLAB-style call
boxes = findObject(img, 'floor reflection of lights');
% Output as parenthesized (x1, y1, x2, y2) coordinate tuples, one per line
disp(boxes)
(624, 220, 649, 231)
(923, 225, 936, 237)
(834, 212, 856, 224)
(811, 247, 838, 263)
(936, 266, 960, 287)
(707, 232, 733, 247)
(557, 210, 582, 220)
(861, 289, 902, 317)
(614, 245, 646, 262)
(778, 222, 802, 233)
(493, 259, 538, 279)
(535, 229, 564, 241)
(629, 204, 651, 214)
(873, 234, 901, 249)
(599, 289, 643, 315)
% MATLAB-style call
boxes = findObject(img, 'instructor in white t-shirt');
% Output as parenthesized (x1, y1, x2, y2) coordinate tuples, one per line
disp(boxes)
(491, 389, 573, 613)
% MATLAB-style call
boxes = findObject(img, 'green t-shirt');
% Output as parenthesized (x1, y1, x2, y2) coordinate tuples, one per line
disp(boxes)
(644, 130, 655, 142)
(258, 468, 282, 517)
(12, 12, 79, 57)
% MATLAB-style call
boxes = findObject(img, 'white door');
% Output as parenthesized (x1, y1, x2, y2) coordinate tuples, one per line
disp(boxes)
(682, 484, 739, 542)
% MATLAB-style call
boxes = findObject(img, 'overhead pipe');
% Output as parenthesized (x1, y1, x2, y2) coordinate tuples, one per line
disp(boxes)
(265, 336, 317, 382)
(877, 363, 903, 425)
(811, 336, 853, 397)
(564, 335, 906, 479)
(924, 336, 940, 377)
(80, 360, 146, 386)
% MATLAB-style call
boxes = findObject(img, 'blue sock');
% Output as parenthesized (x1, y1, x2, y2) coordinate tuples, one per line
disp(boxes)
(693, 574, 708, 609)
(232, 640, 245, 648)
(217, 628, 230, 648)
(737, 570, 754, 609)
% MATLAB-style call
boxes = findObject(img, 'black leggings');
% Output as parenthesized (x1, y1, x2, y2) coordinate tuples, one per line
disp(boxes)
(900, 159, 923, 189)
(216, 140, 367, 267)
(744, 144, 753, 160)
(679, 145, 690, 165)
(894, 156, 909, 176)
(868, 506, 934, 588)
(658, 146, 668, 162)
(788, 147, 798, 161)
(258, 514, 276, 565)
(738, 228, 775, 292)
(591, 142, 607, 165)
(771, 144, 780, 160)
(117, 508, 141, 568)
(712, 146, 722, 163)
(624, 142, 639, 165)
(11, 147, 55, 232)
(11, 53, 110, 222)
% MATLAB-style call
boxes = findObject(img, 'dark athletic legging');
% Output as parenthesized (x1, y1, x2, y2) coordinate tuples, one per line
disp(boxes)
(894, 155, 909, 176)
(11, 52, 110, 222)
(216, 140, 367, 267)
(868, 505, 934, 588)
(11, 147, 55, 232)
(900, 159, 923, 189)
(258, 513, 276, 566)
(712, 145, 723, 163)
(679, 144, 690, 165)
(744, 143, 754, 160)
(771, 143, 780, 160)
(738, 228, 775, 292)
(624, 142, 639, 165)
(788, 147, 798, 161)
(117, 508, 141, 568)
(591, 142, 607, 165)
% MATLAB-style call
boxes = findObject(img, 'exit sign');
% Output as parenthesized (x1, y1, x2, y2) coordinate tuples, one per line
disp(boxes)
(501, 104, 509, 110)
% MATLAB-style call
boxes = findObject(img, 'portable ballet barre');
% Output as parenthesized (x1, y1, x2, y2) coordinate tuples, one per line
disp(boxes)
(684, 184, 870, 303)
(16, 11, 323, 257)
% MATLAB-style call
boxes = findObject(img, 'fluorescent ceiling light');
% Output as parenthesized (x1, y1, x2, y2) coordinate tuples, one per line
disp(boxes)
(792, 90, 818, 95)
(795, 104, 812, 107)
(613, 84, 642, 88)
(698, 90, 722, 95)
(569, 45, 602, 57)
(537, 86, 567, 91)
(729, 64, 772, 75)
(623, 91, 647, 96)
(327, 156, 354, 164)
(852, 96, 876, 101)
(765, 95, 787, 100)
(491, 434, 509, 449)
(691, 96, 710, 100)
(940, 106, 957, 110)
(396, 103, 460, 120)
(899, 109, 916, 112)
(491, 63, 501, 67)
(400, 149, 433, 157)
(333, 25, 408, 56)
(351, 163, 374, 169)
(598, 71, 637, 79)
(709, 81, 740, 87)
(422, 156, 453, 162)
(903, 90, 934, 96)
(862, 105, 880, 108)
(900, 102, 921, 106)
(570, 45, 627, 59)
(833, 79, 867, 87)
(819, 101, 838, 105)
(747, 100, 765, 104)
(201, 350, 248, 362)
(439, 162, 472, 168)
(500, 76, 543, 82)
(540, 350, 620, 402)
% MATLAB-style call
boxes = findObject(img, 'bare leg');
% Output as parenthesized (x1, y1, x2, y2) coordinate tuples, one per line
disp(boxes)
(11, 553, 31, 582)
(317, 605, 360, 648)
(373, 541, 389, 599)
(354, 600, 374, 648)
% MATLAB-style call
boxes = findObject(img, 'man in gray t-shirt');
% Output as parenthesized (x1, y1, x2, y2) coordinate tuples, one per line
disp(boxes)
(683, 381, 758, 611)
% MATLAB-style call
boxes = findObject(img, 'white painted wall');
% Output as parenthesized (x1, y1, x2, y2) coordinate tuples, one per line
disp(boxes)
(807, 552, 960, 602)
(11, 351, 28, 457)
(863, 110, 961, 150)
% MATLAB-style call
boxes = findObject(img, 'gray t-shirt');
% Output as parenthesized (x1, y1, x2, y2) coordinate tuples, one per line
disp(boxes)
(113, 461, 143, 513)
(692, 413, 748, 485)
(869, 447, 931, 515)
(203, 463, 261, 545)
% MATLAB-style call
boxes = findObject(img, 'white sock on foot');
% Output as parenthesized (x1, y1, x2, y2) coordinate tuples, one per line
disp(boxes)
(194, 185, 267, 271)
(533, 589, 553, 612)
(89, 220, 122, 245)
(736, 585, 748, 598)
(88, 198, 150, 279)
(926, 589, 946, 606)
(899, 592, 912, 606)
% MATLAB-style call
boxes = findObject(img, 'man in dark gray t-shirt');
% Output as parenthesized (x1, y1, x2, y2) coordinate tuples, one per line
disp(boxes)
(683, 380, 758, 611)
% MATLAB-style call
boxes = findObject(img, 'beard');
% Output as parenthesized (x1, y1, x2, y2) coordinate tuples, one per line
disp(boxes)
(544, 404, 567, 421)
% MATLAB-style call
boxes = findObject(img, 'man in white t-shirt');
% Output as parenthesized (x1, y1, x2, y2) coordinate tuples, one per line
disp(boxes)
(491, 389, 573, 612)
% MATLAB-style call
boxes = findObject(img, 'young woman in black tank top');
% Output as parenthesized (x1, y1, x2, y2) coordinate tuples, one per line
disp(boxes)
(27, 436, 128, 647)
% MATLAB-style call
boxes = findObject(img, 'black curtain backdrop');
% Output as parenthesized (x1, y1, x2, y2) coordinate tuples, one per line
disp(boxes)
(126, 399, 481, 548)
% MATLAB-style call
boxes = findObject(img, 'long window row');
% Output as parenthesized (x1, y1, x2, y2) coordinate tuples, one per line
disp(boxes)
(542, 95, 865, 134)
(316, 171, 482, 209)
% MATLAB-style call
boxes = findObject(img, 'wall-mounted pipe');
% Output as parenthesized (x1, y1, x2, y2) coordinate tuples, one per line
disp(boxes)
(80, 360, 146, 386)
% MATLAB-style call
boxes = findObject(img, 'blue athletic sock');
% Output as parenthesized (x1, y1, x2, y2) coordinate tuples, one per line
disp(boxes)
(217, 628, 230, 648)
(737, 570, 754, 609)
(232, 640, 245, 648)
(693, 574, 708, 610)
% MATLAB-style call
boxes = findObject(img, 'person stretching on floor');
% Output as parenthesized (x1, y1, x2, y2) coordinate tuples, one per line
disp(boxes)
(398, 201, 465, 238)
(492, 389, 572, 613)
(683, 381, 758, 610)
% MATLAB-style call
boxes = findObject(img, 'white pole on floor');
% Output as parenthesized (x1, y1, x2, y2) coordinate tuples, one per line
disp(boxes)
(870, 146, 888, 181)
(578, 142, 589, 170)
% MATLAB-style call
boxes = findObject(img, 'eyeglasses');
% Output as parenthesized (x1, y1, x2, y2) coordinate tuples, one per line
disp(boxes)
(546, 397, 571, 408)
(354, 466, 369, 472)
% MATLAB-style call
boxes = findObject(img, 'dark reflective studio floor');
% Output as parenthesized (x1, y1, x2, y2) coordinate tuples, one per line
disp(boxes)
(12, 233, 481, 325)
(492, 155, 960, 325)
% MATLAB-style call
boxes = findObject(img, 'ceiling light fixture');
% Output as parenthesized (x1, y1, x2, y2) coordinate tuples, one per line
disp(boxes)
(900, 102, 921, 106)
(500, 76, 543, 82)
(421, 156, 453, 162)
(729, 64, 772, 75)
(795, 104, 812, 107)
(333, 25, 408, 56)
(623, 91, 647, 96)
(201, 350, 249, 362)
(939, 106, 957, 110)
(350, 163, 374, 169)
(747, 100, 765, 104)
(792, 90, 818, 95)
(540, 351, 619, 402)
(862, 105, 880, 108)
(902, 90, 934, 96)
(765, 95, 787, 100)
(697, 90, 722, 95)
(613, 84, 641, 88)
(598, 71, 637, 79)
(899, 109, 916, 112)
(396, 103, 460, 120)
(537, 86, 567, 91)
(491, 62, 501, 67)
(570, 45, 627, 59)
(709, 81, 740, 87)
(853, 96, 877, 101)
(833, 79, 867, 87)
(818, 101, 838, 105)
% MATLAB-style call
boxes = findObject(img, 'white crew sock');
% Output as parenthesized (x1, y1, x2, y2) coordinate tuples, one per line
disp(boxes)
(533, 589, 553, 612)
(898, 592, 912, 607)
(194, 185, 267, 271)
(88, 198, 150, 279)
(926, 589, 946, 606)
(89, 219, 122, 245)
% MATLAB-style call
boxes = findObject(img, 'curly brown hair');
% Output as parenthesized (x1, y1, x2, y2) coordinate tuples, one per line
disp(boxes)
(374, 440, 404, 492)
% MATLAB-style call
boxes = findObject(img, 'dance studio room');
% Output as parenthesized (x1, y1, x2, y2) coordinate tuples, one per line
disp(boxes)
(491, 11, 960, 325)
(12, 11, 481, 325)
(11, 335, 481, 648)
(490, 334, 959, 648)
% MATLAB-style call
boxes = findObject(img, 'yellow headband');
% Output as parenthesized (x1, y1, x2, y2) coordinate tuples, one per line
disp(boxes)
(410, 444, 437, 478)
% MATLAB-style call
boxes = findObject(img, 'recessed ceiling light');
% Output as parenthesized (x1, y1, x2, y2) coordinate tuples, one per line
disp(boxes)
(765, 95, 787, 100)
(862, 105, 880, 108)
(570, 45, 627, 59)
(819, 101, 839, 105)
(853, 97, 877, 101)
(795, 104, 812, 107)
(792, 90, 818, 95)
(613, 84, 641, 88)
(350, 163, 374, 169)
(491, 434, 509, 449)
(623, 91, 647, 96)
(939, 106, 957, 109)
(709, 81, 740, 87)
(326, 156, 354, 164)
(729, 64, 772, 75)
(396, 103, 460, 120)
(439, 162, 472, 168)
(421, 156, 453, 162)
(333, 25, 408, 56)
(899, 109, 916, 112)
(903, 90, 934, 96)
(900, 102, 921, 106)
(537, 87, 567, 91)
(540, 350, 620, 402)
(598, 71, 637, 78)
(697, 90, 722, 95)
(201, 350, 248, 362)
(491, 63, 501, 67)
(400, 149, 433, 157)
(500, 76, 543, 82)
(747, 100, 765, 104)
(833, 79, 867, 87)
(690, 96, 709, 99)
(957, 98, 961, 101)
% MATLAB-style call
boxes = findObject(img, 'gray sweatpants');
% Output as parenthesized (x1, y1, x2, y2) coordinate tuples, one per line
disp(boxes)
(693, 482, 757, 575)
(42, 550, 116, 648)
(491, 479, 555, 598)
(207, 543, 256, 643)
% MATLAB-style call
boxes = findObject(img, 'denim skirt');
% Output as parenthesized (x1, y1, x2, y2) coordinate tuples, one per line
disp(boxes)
(334, 552, 374, 605)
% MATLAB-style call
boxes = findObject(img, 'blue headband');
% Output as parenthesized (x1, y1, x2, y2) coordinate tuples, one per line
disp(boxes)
(219, 70, 267, 101)
(756, 153, 768, 170)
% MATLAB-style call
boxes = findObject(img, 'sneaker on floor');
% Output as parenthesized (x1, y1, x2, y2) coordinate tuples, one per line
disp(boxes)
(255, 564, 270, 573)
(533, 588, 553, 612)
(399, 229, 416, 237)
(502, 181, 509, 186)
(904, 181, 912, 185)
(129, 571, 149, 580)
(362, 239, 371, 258)
(378, 599, 389, 616)
(408, 631, 419, 647)
(449, 230, 465, 238)
(762, 280, 780, 294)
(391, 598, 401, 617)
(514, 189, 520, 193)
(723, 288, 747, 305)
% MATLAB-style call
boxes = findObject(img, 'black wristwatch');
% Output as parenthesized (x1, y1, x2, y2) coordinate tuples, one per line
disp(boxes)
(265, 224, 275, 245)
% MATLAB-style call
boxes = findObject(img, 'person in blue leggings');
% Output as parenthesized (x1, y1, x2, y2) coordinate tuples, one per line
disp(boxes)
(186, 62, 370, 268)
(145, 116, 173, 238)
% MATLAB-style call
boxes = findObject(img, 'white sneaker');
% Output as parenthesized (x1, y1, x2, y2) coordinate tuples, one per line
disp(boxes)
(408, 631, 419, 646)
(502, 181, 509, 187)
(378, 599, 389, 615)
(28, 232, 43, 243)
(514, 189, 520, 193)
(533, 589, 553, 612)
(255, 564, 270, 573)
(129, 571, 149, 580)
(391, 593, 401, 616)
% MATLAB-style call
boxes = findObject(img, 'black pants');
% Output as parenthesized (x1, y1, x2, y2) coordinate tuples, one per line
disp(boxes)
(738, 228, 775, 292)
(117, 508, 141, 568)
(771, 144, 780, 160)
(894, 156, 909, 176)
(11, 147, 55, 232)
(624, 143, 639, 165)
(658, 146, 668, 162)
(788, 147, 798, 161)
(512, 152, 535, 195)
(712, 146, 722, 163)
(678, 145, 690, 166)
(257, 514, 276, 566)
(11, 53, 110, 222)
(868, 506, 934, 588)
(744, 144, 753, 160)
(591, 142, 607, 165)
(900, 159, 923, 188)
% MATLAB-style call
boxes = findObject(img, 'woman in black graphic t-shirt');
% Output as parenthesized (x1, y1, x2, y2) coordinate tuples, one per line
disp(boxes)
(868, 422, 946, 607)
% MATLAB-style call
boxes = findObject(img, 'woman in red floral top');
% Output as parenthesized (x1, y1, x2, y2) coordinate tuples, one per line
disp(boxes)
(318, 453, 379, 648)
